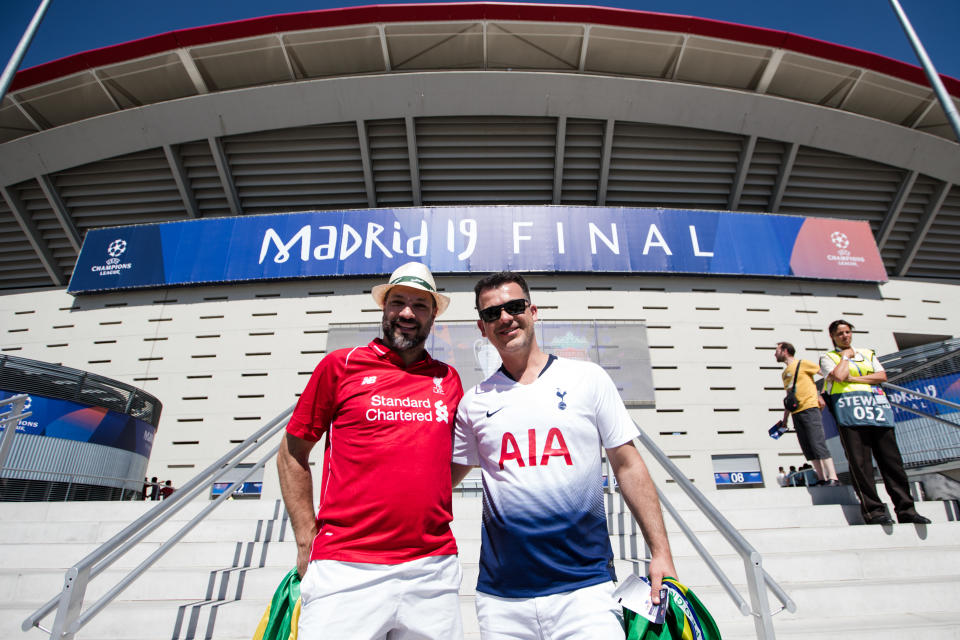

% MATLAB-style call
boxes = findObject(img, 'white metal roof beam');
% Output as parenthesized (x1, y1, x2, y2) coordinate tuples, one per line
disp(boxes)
(754, 49, 784, 94)
(207, 137, 241, 216)
(163, 144, 199, 218)
(356, 120, 377, 208)
(729, 135, 757, 210)
(876, 170, 918, 250)
(896, 180, 951, 276)
(175, 49, 209, 94)
(1, 185, 64, 286)
(552, 116, 567, 204)
(8, 94, 44, 132)
(405, 116, 422, 206)
(92, 71, 123, 111)
(378, 25, 392, 72)
(577, 26, 591, 72)
(37, 174, 81, 252)
(276, 35, 298, 80)
(597, 118, 614, 206)
(770, 142, 798, 213)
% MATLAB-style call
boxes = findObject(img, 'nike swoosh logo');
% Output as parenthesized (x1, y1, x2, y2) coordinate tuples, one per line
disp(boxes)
(486, 408, 504, 417)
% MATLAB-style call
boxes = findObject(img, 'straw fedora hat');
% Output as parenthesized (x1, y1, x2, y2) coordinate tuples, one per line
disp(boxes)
(371, 262, 450, 316)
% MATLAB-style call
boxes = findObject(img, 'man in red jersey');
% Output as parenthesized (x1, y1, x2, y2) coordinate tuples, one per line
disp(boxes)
(277, 262, 464, 639)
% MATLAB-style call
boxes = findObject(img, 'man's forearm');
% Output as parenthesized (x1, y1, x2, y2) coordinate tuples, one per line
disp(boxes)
(277, 434, 319, 575)
(609, 445, 674, 561)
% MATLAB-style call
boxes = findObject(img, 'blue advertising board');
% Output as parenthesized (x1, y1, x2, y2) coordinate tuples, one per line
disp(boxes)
(885, 373, 960, 423)
(211, 481, 263, 498)
(68, 206, 887, 294)
(0, 391, 156, 457)
(713, 471, 764, 486)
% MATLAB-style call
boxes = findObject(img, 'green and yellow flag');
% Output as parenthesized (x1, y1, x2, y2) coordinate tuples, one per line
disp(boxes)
(252, 568, 301, 640)
(624, 577, 721, 640)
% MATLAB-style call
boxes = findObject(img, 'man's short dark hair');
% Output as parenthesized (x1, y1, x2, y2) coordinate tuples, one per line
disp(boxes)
(828, 319, 854, 335)
(777, 341, 795, 356)
(473, 271, 531, 312)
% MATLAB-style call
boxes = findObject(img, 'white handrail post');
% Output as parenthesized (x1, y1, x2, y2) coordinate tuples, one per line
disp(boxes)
(0, 394, 30, 473)
(744, 551, 776, 639)
(49, 565, 89, 640)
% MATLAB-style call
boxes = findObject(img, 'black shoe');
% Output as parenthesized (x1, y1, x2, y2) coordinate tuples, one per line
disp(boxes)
(897, 513, 931, 524)
(826, 479, 840, 487)
(864, 514, 894, 525)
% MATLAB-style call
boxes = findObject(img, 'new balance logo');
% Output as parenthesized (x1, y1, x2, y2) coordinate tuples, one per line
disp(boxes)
(362, 376, 377, 385)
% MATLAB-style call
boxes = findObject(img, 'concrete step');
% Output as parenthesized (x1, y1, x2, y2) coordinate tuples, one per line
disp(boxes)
(5, 595, 482, 640)
(719, 611, 960, 640)
(0, 564, 294, 605)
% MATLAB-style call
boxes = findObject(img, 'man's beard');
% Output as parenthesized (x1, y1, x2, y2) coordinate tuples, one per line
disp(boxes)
(382, 316, 431, 352)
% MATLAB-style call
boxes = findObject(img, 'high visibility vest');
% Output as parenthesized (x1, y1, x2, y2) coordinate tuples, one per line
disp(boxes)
(823, 348, 877, 396)
(824, 348, 894, 427)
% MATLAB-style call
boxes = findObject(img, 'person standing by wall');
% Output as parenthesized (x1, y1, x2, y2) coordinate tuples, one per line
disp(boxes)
(820, 319, 930, 526)
(775, 341, 839, 486)
(277, 262, 465, 639)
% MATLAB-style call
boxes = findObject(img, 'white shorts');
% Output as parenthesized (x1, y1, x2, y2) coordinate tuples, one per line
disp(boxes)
(475, 581, 624, 640)
(298, 554, 462, 640)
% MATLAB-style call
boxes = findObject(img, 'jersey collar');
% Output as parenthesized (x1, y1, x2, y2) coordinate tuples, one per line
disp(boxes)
(369, 338, 433, 368)
(498, 353, 556, 382)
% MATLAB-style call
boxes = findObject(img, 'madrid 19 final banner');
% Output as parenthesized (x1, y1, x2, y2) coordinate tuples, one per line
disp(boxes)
(68, 206, 887, 294)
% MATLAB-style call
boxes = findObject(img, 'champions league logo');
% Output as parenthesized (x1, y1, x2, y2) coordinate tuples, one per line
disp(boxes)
(107, 239, 127, 258)
(89, 238, 134, 277)
(826, 230, 865, 268)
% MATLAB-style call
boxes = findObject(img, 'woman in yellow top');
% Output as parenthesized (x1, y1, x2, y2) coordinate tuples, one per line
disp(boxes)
(819, 319, 929, 526)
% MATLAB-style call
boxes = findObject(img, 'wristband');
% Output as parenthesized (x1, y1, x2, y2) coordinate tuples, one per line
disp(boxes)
(841, 356, 850, 361)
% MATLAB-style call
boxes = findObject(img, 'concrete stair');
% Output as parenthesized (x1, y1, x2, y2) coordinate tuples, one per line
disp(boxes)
(2, 484, 958, 640)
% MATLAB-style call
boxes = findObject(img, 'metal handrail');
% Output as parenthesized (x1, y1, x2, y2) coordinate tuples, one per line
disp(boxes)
(22, 403, 294, 639)
(0, 394, 32, 477)
(630, 421, 796, 640)
(882, 382, 960, 415)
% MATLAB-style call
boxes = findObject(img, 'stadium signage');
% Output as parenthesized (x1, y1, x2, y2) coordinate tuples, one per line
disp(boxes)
(68, 206, 887, 294)
(0, 391, 156, 457)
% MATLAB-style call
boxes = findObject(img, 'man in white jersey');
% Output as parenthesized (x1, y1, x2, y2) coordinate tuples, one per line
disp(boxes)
(452, 271, 676, 639)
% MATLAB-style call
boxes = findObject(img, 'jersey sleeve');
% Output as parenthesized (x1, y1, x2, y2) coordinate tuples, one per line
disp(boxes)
(593, 364, 639, 448)
(285, 351, 343, 442)
(452, 390, 480, 466)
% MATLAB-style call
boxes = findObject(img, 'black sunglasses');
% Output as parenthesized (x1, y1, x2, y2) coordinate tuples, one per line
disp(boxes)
(478, 298, 530, 323)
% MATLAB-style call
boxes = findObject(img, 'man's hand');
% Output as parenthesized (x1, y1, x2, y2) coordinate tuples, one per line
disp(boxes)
(647, 552, 678, 605)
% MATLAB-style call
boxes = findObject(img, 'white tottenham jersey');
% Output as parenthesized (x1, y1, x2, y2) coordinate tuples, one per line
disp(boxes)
(453, 355, 639, 597)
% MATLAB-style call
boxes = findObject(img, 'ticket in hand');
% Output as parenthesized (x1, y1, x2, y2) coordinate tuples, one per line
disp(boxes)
(612, 574, 668, 624)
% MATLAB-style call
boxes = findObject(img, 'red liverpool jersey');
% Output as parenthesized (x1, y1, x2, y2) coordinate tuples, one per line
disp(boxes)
(287, 339, 463, 564)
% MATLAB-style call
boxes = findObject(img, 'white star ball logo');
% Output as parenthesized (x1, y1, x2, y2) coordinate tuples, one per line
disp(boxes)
(107, 239, 127, 258)
(830, 231, 849, 250)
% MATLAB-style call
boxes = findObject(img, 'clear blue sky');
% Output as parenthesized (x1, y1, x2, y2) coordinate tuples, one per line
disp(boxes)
(2, 0, 959, 80)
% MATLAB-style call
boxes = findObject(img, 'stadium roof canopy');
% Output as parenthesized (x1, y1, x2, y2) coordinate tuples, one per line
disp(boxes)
(1, 2, 958, 290)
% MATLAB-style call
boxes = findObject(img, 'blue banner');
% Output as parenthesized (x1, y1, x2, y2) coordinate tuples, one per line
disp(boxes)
(713, 471, 764, 485)
(886, 373, 960, 423)
(0, 391, 156, 457)
(68, 206, 888, 294)
(211, 481, 263, 498)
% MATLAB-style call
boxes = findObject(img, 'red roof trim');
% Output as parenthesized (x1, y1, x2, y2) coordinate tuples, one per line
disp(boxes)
(10, 2, 959, 94)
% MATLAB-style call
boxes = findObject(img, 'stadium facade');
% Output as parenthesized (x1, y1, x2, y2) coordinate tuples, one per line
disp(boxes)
(1, 3, 958, 496)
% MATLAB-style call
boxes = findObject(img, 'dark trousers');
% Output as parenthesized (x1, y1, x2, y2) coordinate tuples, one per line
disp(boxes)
(838, 425, 917, 520)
